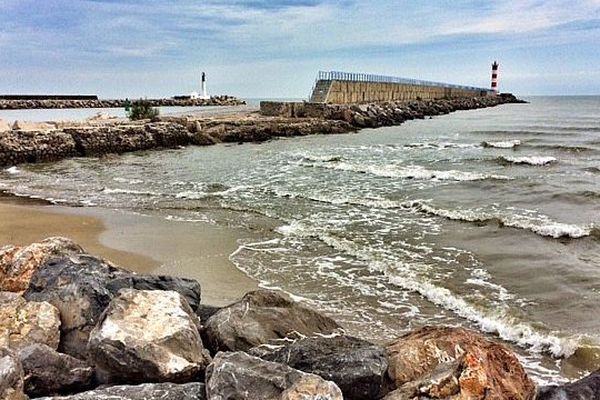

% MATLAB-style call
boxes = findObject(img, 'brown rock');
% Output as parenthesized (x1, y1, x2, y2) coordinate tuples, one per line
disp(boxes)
(12, 120, 56, 131)
(0, 118, 11, 132)
(386, 326, 536, 400)
(0, 292, 61, 350)
(0, 237, 84, 292)
(281, 374, 344, 400)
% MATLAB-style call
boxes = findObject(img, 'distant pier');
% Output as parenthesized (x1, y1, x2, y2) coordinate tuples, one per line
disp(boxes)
(309, 70, 493, 104)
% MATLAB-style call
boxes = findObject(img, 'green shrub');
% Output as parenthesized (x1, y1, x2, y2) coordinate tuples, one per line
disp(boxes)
(127, 99, 159, 121)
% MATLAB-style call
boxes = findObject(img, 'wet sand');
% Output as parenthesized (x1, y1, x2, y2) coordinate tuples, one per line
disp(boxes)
(0, 198, 258, 306)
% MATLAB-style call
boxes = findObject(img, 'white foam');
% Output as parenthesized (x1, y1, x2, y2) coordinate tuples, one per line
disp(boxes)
(4, 166, 19, 174)
(311, 161, 510, 181)
(113, 177, 143, 184)
(175, 185, 245, 200)
(101, 188, 159, 196)
(500, 155, 557, 165)
(408, 200, 592, 239)
(315, 232, 583, 358)
(483, 140, 521, 148)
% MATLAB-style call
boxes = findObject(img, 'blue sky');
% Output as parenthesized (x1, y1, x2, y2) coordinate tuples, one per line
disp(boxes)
(0, 0, 599, 98)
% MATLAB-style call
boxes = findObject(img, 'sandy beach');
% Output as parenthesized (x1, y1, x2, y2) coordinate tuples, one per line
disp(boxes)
(0, 196, 258, 306)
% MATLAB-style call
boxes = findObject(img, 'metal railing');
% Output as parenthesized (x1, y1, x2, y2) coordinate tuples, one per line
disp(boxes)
(316, 70, 491, 92)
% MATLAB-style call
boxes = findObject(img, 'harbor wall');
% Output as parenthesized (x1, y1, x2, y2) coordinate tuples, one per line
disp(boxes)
(312, 80, 491, 104)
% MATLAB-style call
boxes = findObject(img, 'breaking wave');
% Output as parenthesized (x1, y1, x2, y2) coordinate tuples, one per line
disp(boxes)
(275, 220, 587, 358)
(302, 160, 511, 181)
(3, 166, 20, 174)
(498, 156, 557, 166)
(482, 140, 521, 149)
(407, 201, 592, 239)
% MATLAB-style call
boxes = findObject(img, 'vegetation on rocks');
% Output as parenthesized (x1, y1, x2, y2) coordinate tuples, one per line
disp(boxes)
(126, 99, 160, 121)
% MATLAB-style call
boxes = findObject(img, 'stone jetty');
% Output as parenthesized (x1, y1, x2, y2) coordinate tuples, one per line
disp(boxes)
(0, 236, 596, 399)
(0, 96, 244, 110)
(0, 95, 524, 168)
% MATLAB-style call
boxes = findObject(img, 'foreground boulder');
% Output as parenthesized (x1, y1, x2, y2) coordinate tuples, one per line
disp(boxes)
(17, 343, 94, 397)
(204, 290, 341, 353)
(0, 348, 27, 400)
(88, 289, 211, 384)
(23, 252, 202, 359)
(250, 335, 390, 399)
(35, 382, 206, 399)
(537, 369, 600, 399)
(0, 236, 84, 292)
(386, 326, 536, 400)
(205, 351, 343, 400)
(23, 254, 129, 359)
(0, 291, 61, 350)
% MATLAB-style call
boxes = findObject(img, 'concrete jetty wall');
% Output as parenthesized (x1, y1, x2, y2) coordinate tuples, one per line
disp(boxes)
(311, 80, 490, 104)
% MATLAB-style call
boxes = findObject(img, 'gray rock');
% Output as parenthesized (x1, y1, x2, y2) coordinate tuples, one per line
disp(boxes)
(537, 369, 600, 399)
(23, 254, 128, 359)
(195, 304, 221, 325)
(250, 335, 390, 400)
(0, 347, 27, 400)
(35, 382, 206, 399)
(88, 289, 211, 384)
(204, 290, 340, 353)
(23, 253, 203, 360)
(105, 274, 202, 312)
(17, 343, 94, 397)
(205, 351, 342, 400)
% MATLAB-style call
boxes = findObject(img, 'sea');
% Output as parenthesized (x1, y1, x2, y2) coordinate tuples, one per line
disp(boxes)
(1, 96, 599, 384)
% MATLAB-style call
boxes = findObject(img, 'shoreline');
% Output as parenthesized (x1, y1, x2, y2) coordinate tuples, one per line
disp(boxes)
(0, 198, 259, 306)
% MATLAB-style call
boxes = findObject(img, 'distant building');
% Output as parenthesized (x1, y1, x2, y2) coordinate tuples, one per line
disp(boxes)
(173, 71, 210, 100)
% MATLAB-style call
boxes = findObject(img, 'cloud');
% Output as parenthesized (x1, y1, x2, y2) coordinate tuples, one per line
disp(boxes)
(0, 0, 598, 96)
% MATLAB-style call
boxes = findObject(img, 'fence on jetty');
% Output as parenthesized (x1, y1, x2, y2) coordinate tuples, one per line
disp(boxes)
(310, 70, 493, 104)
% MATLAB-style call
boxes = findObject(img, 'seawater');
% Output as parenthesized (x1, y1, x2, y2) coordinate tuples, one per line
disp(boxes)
(2, 96, 599, 383)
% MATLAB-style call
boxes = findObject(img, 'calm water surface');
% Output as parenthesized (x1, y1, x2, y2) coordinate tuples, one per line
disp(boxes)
(2, 96, 599, 383)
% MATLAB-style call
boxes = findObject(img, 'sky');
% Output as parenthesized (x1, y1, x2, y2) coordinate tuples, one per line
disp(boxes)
(0, 0, 599, 98)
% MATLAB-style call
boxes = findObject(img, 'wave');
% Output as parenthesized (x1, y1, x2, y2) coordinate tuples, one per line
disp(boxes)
(482, 140, 521, 149)
(527, 144, 595, 153)
(112, 177, 144, 184)
(407, 201, 592, 239)
(551, 190, 600, 204)
(269, 189, 592, 240)
(175, 185, 246, 199)
(101, 187, 159, 196)
(403, 142, 479, 149)
(304, 160, 511, 181)
(299, 154, 344, 163)
(275, 221, 586, 358)
(3, 166, 20, 174)
(582, 166, 600, 174)
(498, 156, 557, 166)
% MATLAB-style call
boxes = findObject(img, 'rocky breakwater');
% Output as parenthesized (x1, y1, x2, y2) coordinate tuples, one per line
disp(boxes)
(0, 95, 245, 110)
(0, 94, 526, 169)
(1, 237, 595, 399)
(0, 114, 355, 168)
(260, 93, 526, 128)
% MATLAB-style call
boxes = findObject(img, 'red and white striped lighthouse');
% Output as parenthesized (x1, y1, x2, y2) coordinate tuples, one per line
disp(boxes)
(491, 61, 499, 93)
